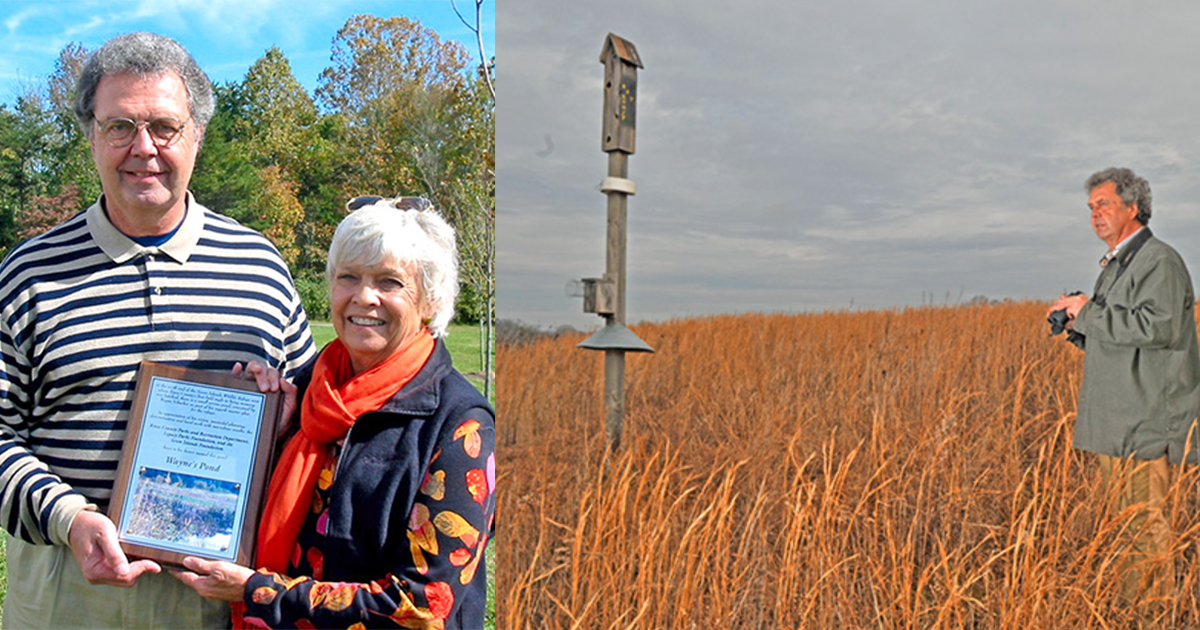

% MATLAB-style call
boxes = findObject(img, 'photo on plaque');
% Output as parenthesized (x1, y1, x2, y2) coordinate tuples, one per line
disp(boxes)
(108, 362, 281, 567)
(125, 467, 241, 553)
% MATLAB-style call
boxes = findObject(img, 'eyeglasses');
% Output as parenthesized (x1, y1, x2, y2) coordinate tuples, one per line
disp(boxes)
(95, 117, 189, 148)
(346, 196, 434, 212)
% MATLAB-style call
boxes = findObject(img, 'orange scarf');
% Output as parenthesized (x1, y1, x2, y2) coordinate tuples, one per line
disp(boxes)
(254, 329, 435, 573)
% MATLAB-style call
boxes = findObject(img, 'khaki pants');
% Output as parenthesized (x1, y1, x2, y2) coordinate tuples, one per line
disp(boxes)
(1096, 454, 1173, 611)
(2, 537, 229, 629)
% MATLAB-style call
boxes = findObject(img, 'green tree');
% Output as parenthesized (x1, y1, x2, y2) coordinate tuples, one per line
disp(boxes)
(45, 43, 98, 206)
(234, 48, 320, 178)
(192, 49, 346, 318)
(191, 83, 261, 224)
(0, 43, 97, 251)
(0, 92, 86, 251)
(196, 49, 321, 233)
(237, 49, 350, 308)
(0, 104, 27, 248)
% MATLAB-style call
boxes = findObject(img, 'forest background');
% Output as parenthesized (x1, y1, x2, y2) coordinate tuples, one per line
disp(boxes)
(0, 12, 495, 335)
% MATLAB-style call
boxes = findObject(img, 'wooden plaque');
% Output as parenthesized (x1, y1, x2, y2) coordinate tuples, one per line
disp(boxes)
(107, 361, 281, 568)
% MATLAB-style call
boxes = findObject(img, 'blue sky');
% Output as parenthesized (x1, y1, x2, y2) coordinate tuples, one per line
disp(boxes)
(0, 0, 493, 103)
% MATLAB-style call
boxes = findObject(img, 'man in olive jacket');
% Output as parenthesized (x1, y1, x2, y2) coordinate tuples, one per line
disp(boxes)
(1049, 167, 1200, 612)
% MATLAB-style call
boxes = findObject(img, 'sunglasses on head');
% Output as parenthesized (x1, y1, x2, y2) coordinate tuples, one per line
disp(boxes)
(345, 196, 433, 212)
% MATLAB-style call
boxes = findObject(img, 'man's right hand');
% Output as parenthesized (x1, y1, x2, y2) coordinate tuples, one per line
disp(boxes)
(68, 509, 161, 587)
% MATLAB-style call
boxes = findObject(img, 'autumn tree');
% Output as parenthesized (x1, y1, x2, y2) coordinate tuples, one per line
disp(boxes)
(255, 164, 305, 267)
(317, 15, 469, 194)
(316, 14, 494, 331)
(17, 184, 86, 241)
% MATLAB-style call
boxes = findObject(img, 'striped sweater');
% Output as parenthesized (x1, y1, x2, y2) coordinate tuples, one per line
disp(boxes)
(0, 196, 316, 546)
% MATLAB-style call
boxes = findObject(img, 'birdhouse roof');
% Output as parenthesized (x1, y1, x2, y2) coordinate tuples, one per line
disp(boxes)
(600, 33, 643, 68)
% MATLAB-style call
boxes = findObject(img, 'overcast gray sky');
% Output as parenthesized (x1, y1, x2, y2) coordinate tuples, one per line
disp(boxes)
(497, 0, 1200, 329)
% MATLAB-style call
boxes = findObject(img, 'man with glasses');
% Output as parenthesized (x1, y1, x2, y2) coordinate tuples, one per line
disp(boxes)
(1048, 167, 1200, 621)
(0, 32, 316, 628)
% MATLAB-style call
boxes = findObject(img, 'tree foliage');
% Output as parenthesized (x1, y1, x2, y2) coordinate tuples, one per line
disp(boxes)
(0, 90, 94, 252)
(317, 15, 472, 198)
(17, 184, 85, 241)
(255, 164, 305, 268)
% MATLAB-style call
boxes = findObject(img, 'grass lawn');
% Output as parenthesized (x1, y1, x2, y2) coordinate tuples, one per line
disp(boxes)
(0, 321, 494, 626)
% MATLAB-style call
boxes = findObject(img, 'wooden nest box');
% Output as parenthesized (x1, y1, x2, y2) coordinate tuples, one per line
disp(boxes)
(600, 33, 643, 154)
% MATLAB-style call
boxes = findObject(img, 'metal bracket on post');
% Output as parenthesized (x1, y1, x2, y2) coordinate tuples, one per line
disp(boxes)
(599, 177, 637, 195)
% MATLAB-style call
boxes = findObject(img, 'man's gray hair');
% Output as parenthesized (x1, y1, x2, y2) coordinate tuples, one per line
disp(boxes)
(74, 32, 215, 136)
(1086, 167, 1152, 226)
(327, 203, 460, 338)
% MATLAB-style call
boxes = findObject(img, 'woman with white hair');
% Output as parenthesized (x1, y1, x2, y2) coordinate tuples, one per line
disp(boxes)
(176, 198, 495, 629)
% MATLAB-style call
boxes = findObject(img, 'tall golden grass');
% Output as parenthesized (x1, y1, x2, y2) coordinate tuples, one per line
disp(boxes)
(497, 301, 1200, 628)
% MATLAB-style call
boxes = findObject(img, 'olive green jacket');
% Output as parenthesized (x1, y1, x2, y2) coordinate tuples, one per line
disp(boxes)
(1073, 229, 1200, 464)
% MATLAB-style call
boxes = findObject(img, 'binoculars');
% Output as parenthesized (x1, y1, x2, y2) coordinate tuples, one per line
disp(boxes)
(1047, 291, 1085, 349)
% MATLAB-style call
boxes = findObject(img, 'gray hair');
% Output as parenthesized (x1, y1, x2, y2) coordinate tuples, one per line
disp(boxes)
(327, 204, 460, 338)
(1086, 167, 1152, 225)
(74, 32, 215, 137)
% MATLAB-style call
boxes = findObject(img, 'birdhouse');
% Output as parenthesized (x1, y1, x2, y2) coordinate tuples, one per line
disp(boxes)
(600, 33, 643, 154)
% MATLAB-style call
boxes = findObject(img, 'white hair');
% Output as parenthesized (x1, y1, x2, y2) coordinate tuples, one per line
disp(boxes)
(327, 204, 459, 337)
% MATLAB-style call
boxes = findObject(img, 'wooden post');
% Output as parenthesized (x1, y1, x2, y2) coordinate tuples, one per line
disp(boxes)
(604, 151, 629, 449)
(578, 34, 652, 452)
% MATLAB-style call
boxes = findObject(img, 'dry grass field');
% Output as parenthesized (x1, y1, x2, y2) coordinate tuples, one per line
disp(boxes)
(497, 300, 1200, 629)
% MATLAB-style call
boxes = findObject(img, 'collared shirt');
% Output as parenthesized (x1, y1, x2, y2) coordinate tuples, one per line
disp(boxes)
(1100, 226, 1146, 268)
(90, 193, 205, 264)
(0, 193, 317, 629)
